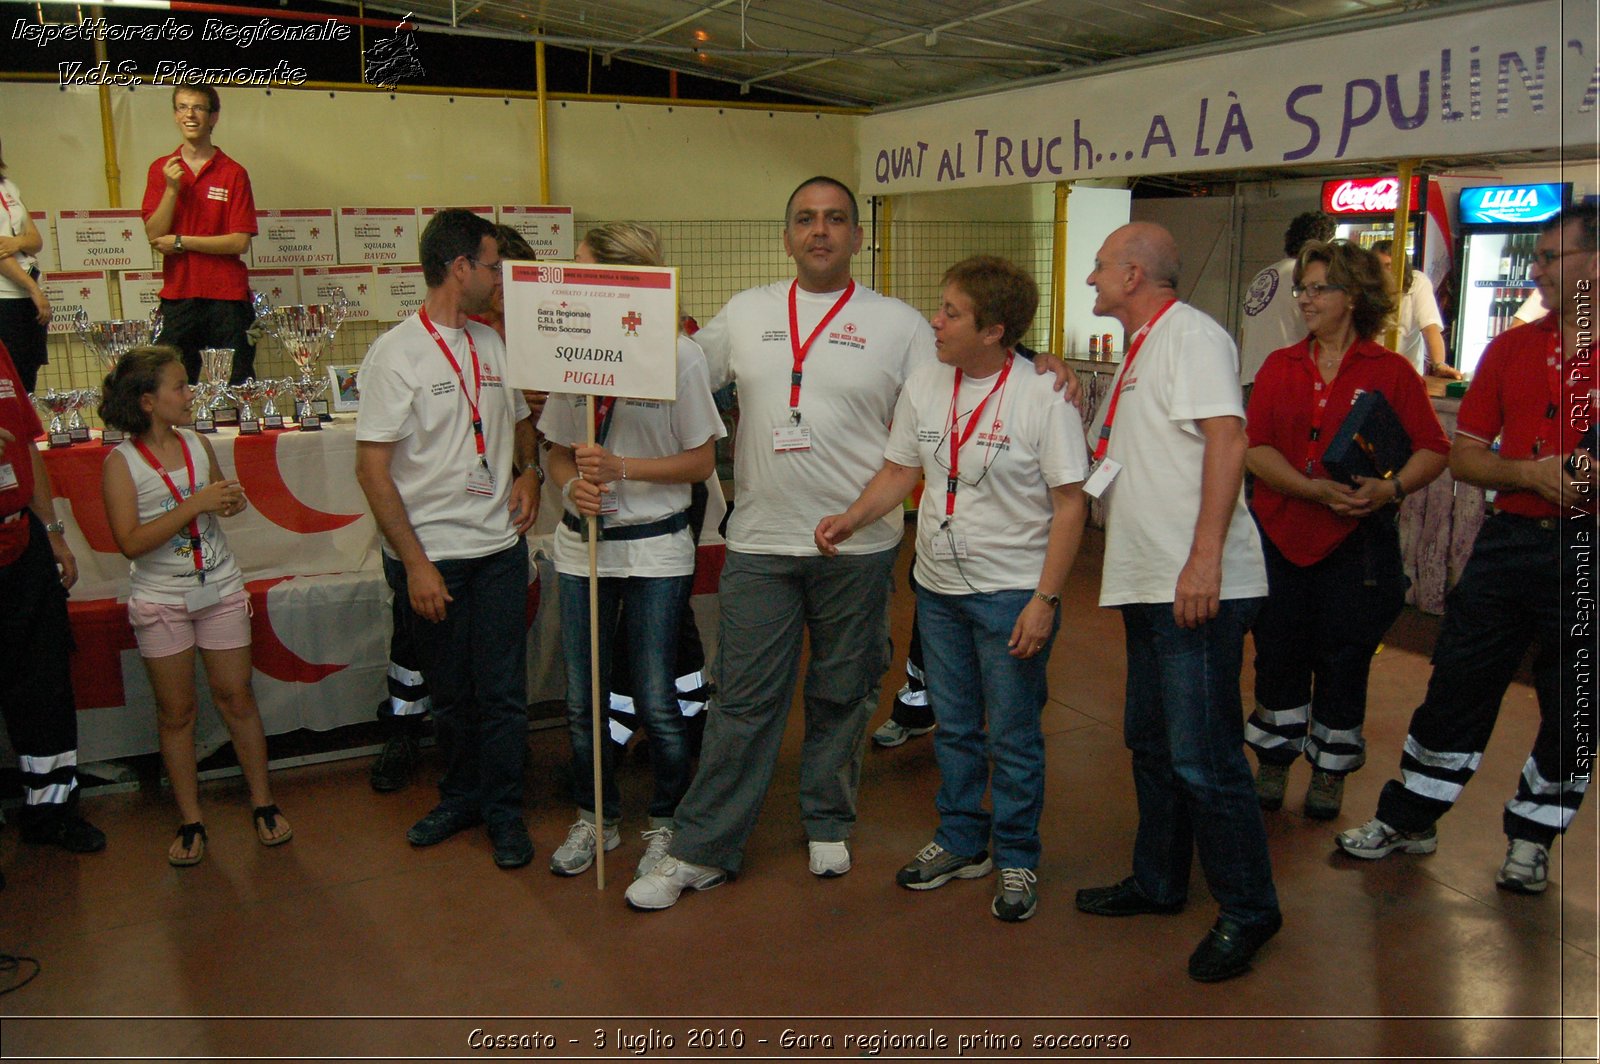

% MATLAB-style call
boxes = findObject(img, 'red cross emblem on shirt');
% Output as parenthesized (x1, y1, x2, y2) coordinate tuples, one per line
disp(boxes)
(622, 311, 642, 335)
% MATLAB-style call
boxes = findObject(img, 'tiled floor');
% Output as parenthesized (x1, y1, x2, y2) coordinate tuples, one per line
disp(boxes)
(1, 529, 1595, 1061)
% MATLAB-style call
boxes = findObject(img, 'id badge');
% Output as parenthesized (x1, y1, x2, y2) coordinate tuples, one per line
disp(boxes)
(772, 425, 812, 453)
(184, 582, 223, 613)
(1083, 458, 1122, 499)
(932, 532, 969, 560)
(0, 462, 17, 492)
(598, 487, 620, 516)
(465, 460, 496, 497)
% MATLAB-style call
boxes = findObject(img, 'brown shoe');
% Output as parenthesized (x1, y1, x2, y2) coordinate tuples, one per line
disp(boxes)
(1254, 762, 1290, 811)
(1304, 770, 1344, 820)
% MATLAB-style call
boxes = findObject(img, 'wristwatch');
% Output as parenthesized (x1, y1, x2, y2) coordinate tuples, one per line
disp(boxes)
(1391, 478, 1407, 505)
(44, 520, 65, 535)
(174, 234, 184, 253)
(1033, 591, 1060, 609)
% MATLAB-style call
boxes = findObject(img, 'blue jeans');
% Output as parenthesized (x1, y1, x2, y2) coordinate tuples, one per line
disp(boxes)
(1120, 598, 1279, 927)
(559, 571, 692, 822)
(917, 587, 1056, 870)
(383, 541, 529, 828)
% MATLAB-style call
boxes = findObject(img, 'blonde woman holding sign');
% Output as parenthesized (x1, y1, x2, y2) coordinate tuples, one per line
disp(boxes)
(539, 224, 726, 879)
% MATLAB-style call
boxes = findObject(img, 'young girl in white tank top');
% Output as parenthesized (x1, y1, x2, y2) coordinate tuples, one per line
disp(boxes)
(99, 346, 292, 866)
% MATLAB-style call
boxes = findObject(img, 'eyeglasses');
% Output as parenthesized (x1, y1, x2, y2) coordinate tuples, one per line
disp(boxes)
(467, 257, 502, 272)
(1292, 283, 1346, 298)
(1532, 248, 1590, 267)
(174, 104, 212, 115)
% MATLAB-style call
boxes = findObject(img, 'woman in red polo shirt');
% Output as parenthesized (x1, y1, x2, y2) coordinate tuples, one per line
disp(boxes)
(1243, 240, 1450, 819)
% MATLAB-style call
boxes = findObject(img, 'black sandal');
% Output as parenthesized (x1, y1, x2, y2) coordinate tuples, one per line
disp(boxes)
(252, 804, 293, 847)
(169, 822, 206, 867)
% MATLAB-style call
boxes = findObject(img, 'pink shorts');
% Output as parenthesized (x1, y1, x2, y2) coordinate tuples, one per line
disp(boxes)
(128, 590, 253, 659)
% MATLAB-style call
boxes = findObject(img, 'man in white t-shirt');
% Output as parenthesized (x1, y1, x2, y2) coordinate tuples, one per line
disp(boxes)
(625, 176, 939, 910)
(1072, 222, 1282, 983)
(1238, 211, 1334, 385)
(355, 209, 542, 870)
(1373, 239, 1461, 379)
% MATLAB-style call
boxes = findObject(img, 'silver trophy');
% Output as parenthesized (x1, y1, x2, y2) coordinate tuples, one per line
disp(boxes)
(288, 375, 329, 430)
(260, 377, 287, 429)
(231, 378, 268, 433)
(64, 388, 94, 443)
(34, 389, 75, 446)
(253, 289, 350, 421)
(193, 347, 234, 433)
(76, 306, 161, 444)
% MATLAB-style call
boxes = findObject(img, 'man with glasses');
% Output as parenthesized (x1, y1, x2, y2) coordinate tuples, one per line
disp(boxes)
(141, 85, 258, 384)
(355, 209, 542, 869)
(1072, 222, 1281, 983)
(1337, 205, 1598, 895)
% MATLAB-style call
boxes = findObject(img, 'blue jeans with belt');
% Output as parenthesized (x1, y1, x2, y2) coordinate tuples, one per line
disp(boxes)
(1119, 598, 1280, 927)
(383, 540, 529, 829)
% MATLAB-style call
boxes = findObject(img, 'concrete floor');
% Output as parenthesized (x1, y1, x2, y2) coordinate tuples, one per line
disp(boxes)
(1, 528, 1595, 1061)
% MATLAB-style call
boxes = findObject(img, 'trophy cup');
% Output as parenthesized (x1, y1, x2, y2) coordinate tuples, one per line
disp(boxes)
(75, 305, 162, 445)
(260, 378, 287, 431)
(193, 348, 234, 433)
(34, 389, 76, 448)
(232, 378, 267, 435)
(253, 289, 350, 423)
(65, 388, 94, 444)
(288, 375, 329, 431)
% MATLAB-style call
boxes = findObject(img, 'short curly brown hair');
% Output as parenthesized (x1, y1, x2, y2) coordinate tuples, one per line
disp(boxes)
(941, 255, 1039, 349)
(1293, 239, 1395, 341)
(99, 345, 183, 435)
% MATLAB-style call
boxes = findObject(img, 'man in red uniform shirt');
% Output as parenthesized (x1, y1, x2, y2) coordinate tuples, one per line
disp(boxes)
(0, 340, 106, 877)
(1338, 205, 1597, 895)
(141, 84, 257, 384)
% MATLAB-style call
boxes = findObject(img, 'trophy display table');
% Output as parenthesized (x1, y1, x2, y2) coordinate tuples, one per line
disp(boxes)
(40, 422, 552, 763)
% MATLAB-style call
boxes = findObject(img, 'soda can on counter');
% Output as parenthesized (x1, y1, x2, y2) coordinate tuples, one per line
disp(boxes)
(1103, 332, 1116, 357)
(1088, 334, 1100, 358)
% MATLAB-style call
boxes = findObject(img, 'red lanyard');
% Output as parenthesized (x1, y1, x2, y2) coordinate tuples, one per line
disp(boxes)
(131, 434, 205, 581)
(786, 280, 855, 420)
(1302, 338, 1358, 472)
(592, 396, 617, 444)
(1092, 299, 1176, 461)
(418, 307, 486, 459)
(945, 354, 1014, 519)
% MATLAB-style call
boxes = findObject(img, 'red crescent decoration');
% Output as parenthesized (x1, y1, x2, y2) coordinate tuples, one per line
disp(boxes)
(232, 433, 364, 535)
(66, 596, 139, 710)
(247, 577, 347, 683)
(44, 440, 121, 556)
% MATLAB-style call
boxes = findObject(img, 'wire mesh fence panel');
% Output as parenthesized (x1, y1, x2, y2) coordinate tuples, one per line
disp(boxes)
(874, 220, 1055, 350)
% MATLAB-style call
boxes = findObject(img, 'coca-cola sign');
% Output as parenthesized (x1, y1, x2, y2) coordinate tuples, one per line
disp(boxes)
(1321, 176, 1423, 216)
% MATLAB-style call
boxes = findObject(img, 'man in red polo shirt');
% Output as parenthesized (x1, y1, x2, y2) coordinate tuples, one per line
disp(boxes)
(0, 341, 106, 872)
(142, 84, 257, 384)
(1338, 205, 1597, 895)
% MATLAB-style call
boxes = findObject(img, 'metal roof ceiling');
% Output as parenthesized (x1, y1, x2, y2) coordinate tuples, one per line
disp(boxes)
(333, 0, 1456, 110)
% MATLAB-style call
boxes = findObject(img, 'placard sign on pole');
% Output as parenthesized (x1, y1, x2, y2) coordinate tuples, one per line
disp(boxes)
(501, 262, 679, 400)
(55, 209, 152, 271)
(42, 271, 111, 335)
(501, 260, 678, 888)
(498, 205, 575, 262)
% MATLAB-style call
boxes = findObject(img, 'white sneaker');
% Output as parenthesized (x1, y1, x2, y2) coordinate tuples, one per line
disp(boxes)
(1496, 838, 1550, 894)
(624, 856, 726, 910)
(549, 817, 620, 876)
(808, 839, 851, 877)
(871, 718, 935, 748)
(635, 825, 674, 880)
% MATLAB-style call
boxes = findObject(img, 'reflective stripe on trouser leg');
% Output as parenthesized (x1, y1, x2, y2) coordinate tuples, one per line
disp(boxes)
(1505, 755, 1590, 834)
(1305, 718, 1366, 774)
(385, 659, 432, 718)
(1243, 701, 1308, 758)
(1397, 734, 1483, 806)
(19, 750, 78, 806)
(608, 692, 637, 744)
(676, 669, 709, 719)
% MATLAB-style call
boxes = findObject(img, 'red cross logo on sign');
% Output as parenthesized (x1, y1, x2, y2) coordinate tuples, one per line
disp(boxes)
(121, 229, 133, 240)
(621, 311, 642, 335)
